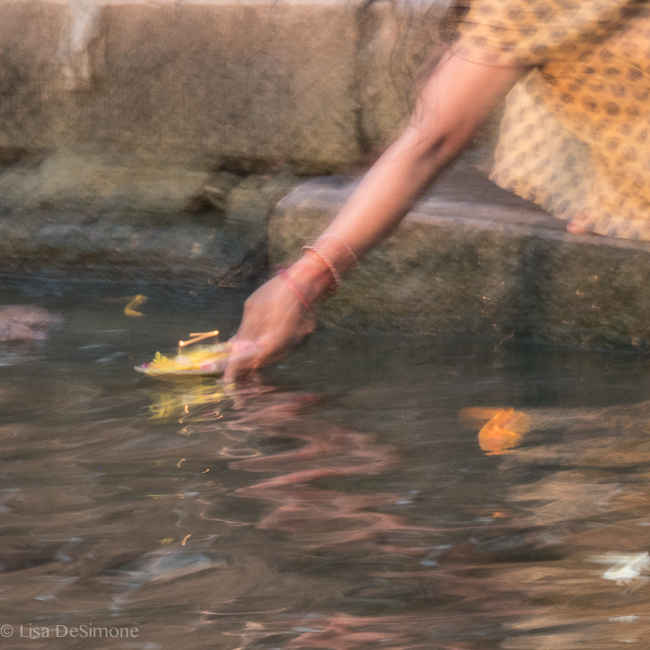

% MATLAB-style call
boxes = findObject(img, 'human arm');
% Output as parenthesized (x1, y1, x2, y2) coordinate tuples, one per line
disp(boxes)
(224, 52, 527, 382)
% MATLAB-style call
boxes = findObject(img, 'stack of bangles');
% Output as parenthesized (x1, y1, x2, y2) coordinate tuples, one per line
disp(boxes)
(277, 234, 359, 311)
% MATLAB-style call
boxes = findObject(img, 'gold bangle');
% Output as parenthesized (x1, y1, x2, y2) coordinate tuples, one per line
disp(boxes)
(316, 233, 359, 268)
(301, 245, 341, 291)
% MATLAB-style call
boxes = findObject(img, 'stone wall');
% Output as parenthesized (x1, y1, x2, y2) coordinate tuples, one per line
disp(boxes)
(0, 0, 504, 293)
(0, 0, 450, 174)
(0, 0, 461, 274)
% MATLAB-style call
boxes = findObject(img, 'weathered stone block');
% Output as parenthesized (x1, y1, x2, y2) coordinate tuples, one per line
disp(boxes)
(0, 155, 300, 284)
(270, 170, 650, 349)
(0, 0, 479, 174)
(0, 207, 258, 283)
(0, 151, 211, 216)
(0, 0, 368, 172)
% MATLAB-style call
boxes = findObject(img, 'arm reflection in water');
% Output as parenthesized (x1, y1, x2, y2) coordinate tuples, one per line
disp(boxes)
(224, 390, 437, 551)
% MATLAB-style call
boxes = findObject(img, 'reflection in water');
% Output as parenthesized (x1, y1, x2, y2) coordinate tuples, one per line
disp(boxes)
(3, 282, 650, 648)
(147, 380, 230, 422)
(595, 552, 650, 586)
(146, 383, 650, 648)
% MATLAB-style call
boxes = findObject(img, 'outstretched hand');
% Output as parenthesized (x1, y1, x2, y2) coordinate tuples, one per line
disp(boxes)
(223, 273, 319, 383)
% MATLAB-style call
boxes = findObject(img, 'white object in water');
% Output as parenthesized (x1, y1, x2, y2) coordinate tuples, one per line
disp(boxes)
(593, 552, 650, 585)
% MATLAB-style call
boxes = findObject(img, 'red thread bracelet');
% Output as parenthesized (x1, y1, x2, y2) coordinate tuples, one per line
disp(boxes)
(278, 268, 312, 311)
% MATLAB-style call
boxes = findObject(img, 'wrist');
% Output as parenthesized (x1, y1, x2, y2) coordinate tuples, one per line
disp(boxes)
(284, 254, 335, 305)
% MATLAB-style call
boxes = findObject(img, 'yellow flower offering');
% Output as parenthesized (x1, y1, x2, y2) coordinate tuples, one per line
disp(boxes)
(135, 330, 230, 378)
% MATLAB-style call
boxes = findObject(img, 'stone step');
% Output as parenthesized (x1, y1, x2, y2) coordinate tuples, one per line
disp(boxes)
(270, 168, 650, 349)
(0, 161, 304, 285)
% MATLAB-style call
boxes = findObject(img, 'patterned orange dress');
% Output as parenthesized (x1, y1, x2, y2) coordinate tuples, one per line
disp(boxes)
(453, 0, 650, 239)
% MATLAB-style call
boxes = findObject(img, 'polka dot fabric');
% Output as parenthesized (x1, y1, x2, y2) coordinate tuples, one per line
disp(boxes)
(455, 0, 650, 239)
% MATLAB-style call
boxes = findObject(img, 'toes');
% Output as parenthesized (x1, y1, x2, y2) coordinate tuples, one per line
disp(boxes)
(566, 222, 589, 235)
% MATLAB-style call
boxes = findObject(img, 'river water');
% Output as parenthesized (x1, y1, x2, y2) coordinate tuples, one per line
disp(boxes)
(1, 274, 650, 649)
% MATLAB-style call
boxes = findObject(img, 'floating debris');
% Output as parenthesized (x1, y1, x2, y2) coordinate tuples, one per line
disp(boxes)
(0, 305, 64, 341)
(101, 294, 148, 317)
(124, 294, 147, 317)
(460, 407, 531, 455)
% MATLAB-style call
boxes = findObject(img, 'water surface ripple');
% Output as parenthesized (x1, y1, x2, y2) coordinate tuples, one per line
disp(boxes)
(1, 276, 650, 648)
